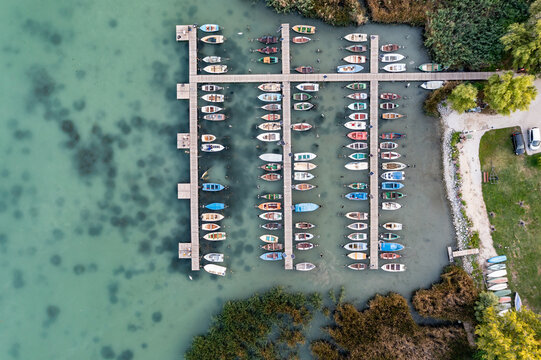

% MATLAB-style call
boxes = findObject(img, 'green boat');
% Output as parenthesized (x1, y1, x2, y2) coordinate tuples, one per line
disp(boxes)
(419, 63, 444, 72)
(493, 289, 512, 297)
(348, 152, 368, 160)
(379, 233, 400, 240)
(293, 102, 314, 111)
(347, 182, 368, 190)
(346, 82, 367, 90)
(260, 193, 283, 200)
(382, 191, 405, 200)
(293, 92, 312, 101)
(258, 56, 279, 64)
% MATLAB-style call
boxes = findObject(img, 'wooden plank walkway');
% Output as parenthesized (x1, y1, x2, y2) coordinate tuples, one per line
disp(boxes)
(282, 82, 293, 270)
(281, 24, 290, 75)
(369, 35, 379, 270)
(188, 82, 200, 271)
(370, 35, 378, 74)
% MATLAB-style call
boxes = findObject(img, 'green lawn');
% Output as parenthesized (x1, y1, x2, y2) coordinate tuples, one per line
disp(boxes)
(479, 128, 541, 312)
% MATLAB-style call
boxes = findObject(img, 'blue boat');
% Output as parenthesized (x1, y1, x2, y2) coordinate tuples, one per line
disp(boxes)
(487, 255, 507, 263)
(294, 203, 320, 212)
(379, 242, 404, 252)
(202, 183, 225, 192)
(205, 202, 226, 210)
(381, 182, 404, 190)
(260, 252, 283, 261)
(515, 293, 522, 311)
(200, 24, 220, 32)
(381, 171, 405, 181)
(345, 192, 368, 200)
(337, 64, 363, 73)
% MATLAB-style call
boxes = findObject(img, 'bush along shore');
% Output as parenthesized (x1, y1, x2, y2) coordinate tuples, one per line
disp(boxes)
(265, 0, 367, 26)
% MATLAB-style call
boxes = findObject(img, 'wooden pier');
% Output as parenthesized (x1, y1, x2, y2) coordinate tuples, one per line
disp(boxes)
(369, 36, 379, 269)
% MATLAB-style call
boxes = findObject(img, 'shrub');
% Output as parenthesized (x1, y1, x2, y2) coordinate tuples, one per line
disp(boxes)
(265, 0, 367, 26)
(423, 81, 459, 117)
(366, 0, 437, 26)
(449, 83, 479, 113)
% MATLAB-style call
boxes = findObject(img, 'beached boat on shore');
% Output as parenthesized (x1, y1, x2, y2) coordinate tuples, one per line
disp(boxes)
(487, 264, 506, 271)
(204, 264, 226, 276)
(487, 255, 507, 263)
(488, 283, 508, 291)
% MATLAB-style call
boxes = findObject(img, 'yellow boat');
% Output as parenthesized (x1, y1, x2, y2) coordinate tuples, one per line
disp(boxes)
(292, 25, 316, 34)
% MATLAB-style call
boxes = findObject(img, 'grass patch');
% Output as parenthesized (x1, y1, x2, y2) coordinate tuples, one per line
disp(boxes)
(479, 127, 541, 311)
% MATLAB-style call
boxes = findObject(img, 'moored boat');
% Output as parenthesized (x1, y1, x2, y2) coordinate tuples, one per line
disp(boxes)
(379, 53, 405, 62)
(203, 113, 227, 121)
(381, 171, 405, 181)
(202, 223, 220, 231)
(381, 263, 406, 272)
(294, 152, 316, 161)
(296, 222, 316, 229)
(260, 163, 282, 172)
(259, 211, 282, 221)
(202, 183, 225, 192)
(344, 242, 368, 251)
(258, 122, 281, 131)
(382, 202, 402, 211)
(201, 144, 225, 152)
(380, 141, 398, 150)
(343, 55, 367, 64)
(258, 202, 281, 211)
(347, 252, 368, 260)
(293, 92, 312, 101)
(382, 162, 406, 170)
(346, 92, 368, 100)
(258, 83, 281, 92)
(346, 82, 367, 90)
(381, 191, 406, 200)
(348, 263, 367, 271)
(260, 252, 283, 261)
(261, 243, 283, 251)
(294, 202, 319, 212)
(344, 44, 367, 53)
(292, 123, 312, 131)
(419, 63, 444, 72)
(293, 102, 314, 111)
(294, 183, 316, 191)
(348, 152, 368, 160)
(203, 65, 228, 74)
(381, 151, 401, 160)
(345, 142, 368, 150)
(382, 222, 403, 230)
(347, 182, 368, 189)
(201, 84, 223, 92)
(256, 132, 281, 142)
(345, 192, 368, 200)
(347, 131, 368, 141)
(380, 132, 404, 140)
(337, 64, 363, 73)
(345, 162, 368, 171)
(380, 92, 401, 100)
(347, 222, 368, 230)
(200, 24, 220, 32)
(259, 153, 283, 162)
(260, 234, 279, 243)
(380, 102, 399, 110)
(201, 213, 224, 222)
(204, 264, 226, 276)
(382, 63, 406, 72)
(380, 233, 400, 240)
(292, 36, 311, 44)
(295, 233, 314, 241)
(379, 242, 404, 251)
(258, 35, 278, 44)
(345, 212, 368, 220)
(295, 66, 314, 74)
(296, 83, 319, 92)
(382, 112, 405, 120)
(261, 113, 281, 121)
(344, 33, 368, 42)
(261, 103, 281, 111)
(202, 56, 222, 63)
(347, 102, 367, 111)
(260, 173, 281, 181)
(258, 56, 279, 64)
(380, 252, 401, 260)
(201, 35, 225, 44)
(296, 242, 315, 250)
(203, 253, 224, 262)
(421, 81, 445, 90)
(347, 233, 367, 241)
(259, 193, 283, 200)
(294, 162, 317, 171)
(381, 182, 404, 190)
(261, 222, 282, 231)
(380, 44, 401, 52)
(296, 262, 316, 271)
(201, 105, 223, 113)
(201, 93, 225, 102)
(348, 112, 368, 120)
(203, 232, 226, 241)
(256, 46, 278, 54)
(258, 93, 282, 102)
(202, 134, 216, 143)
(293, 25, 316, 34)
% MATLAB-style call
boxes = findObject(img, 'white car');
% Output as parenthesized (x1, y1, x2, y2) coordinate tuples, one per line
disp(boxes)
(528, 127, 540, 151)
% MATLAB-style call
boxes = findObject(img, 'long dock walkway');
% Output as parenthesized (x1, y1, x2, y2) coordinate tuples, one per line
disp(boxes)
(369, 35, 379, 270)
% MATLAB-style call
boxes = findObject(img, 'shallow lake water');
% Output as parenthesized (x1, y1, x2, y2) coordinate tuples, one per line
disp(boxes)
(0, 0, 454, 358)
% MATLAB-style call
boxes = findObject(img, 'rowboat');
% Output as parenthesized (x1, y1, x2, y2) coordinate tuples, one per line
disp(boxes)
(380, 102, 399, 110)
(345, 162, 368, 171)
(203, 253, 224, 263)
(380, 252, 401, 260)
(201, 93, 225, 102)
(344, 33, 367, 42)
(294, 162, 317, 171)
(258, 83, 281, 92)
(260, 163, 281, 172)
(343, 55, 367, 64)
(296, 262, 316, 271)
(348, 113, 368, 120)
(380, 233, 400, 240)
(345, 212, 368, 220)
(258, 35, 278, 44)
(201, 213, 224, 222)
(419, 63, 444, 72)
(346, 82, 367, 90)
(201, 35, 224, 44)
(381, 171, 405, 181)
(260, 173, 281, 181)
(379, 53, 405, 62)
(200, 24, 220, 32)
(347, 131, 368, 140)
(294, 203, 319, 212)
(493, 289, 512, 297)
(347, 182, 368, 189)
(347, 233, 367, 241)
(294, 102, 314, 111)
(346, 142, 368, 150)
(294, 152, 316, 161)
(201, 134, 216, 142)
(292, 36, 311, 44)
(347, 222, 368, 230)
(346, 92, 368, 100)
(499, 303, 512, 310)
(382, 191, 406, 200)
(259, 153, 283, 162)
(383, 63, 406, 72)
(293, 93, 312, 101)
(261, 222, 282, 231)
(202, 223, 220, 231)
(348, 263, 367, 271)
(296, 83, 319, 92)
(296, 222, 316, 229)
(346, 124, 367, 134)
(201, 144, 225, 152)
(203, 65, 228, 74)
(260, 252, 283, 261)
(256, 46, 278, 54)
(381, 263, 406, 272)
(258, 122, 281, 131)
(382, 222, 403, 230)
(259, 193, 282, 200)
(382, 113, 405, 120)
(292, 25, 316, 34)
(260, 234, 279, 243)
(261, 103, 281, 111)
(487, 255, 507, 264)
(203, 114, 227, 121)
(347, 252, 367, 260)
(261, 113, 281, 121)
(202, 183, 225, 192)
(499, 296, 512, 303)
(487, 264, 506, 271)
(348, 152, 368, 160)
(337, 65, 363, 73)
(515, 293, 522, 311)
(345, 192, 368, 200)
(259, 212, 282, 221)
(487, 277, 508, 284)
(261, 243, 283, 251)
(204, 203, 225, 211)
(380, 142, 398, 150)
(348, 102, 367, 111)
(295, 66, 314, 74)
(292, 123, 312, 131)
(344, 45, 367, 53)
(201, 105, 223, 113)
(380, 93, 401, 100)
(344, 242, 368, 251)
(381, 151, 401, 160)
(380, 44, 401, 52)
(382, 202, 401, 210)
(203, 232, 226, 241)
(380, 242, 404, 252)
(259, 56, 279, 64)
(380, 132, 404, 140)
(295, 233, 314, 241)
(488, 283, 508, 291)
(487, 269, 507, 278)
(294, 183, 316, 191)
(202, 56, 222, 63)
(258, 202, 281, 211)
(201, 84, 223, 92)
(421, 81, 444, 90)
(257, 132, 281, 142)
(381, 182, 404, 190)
(258, 93, 282, 102)
(382, 162, 406, 170)
(204, 264, 226, 276)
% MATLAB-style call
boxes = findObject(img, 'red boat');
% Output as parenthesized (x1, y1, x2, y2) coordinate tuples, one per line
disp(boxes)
(380, 252, 402, 260)
(292, 36, 311, 44)
(347, 131, 368, 141)
(380, 133, 405, 140)
(261, 114, 281, 121)
(296, 242, 315, 250)
(381, 44, 401, 52)
(260, 173, 281, 181)
(257, 46, 278, 54)
(292, 123, 312, 131)
(380, 93, 401, 100)
(295, 66, 314, 74)
(261, 243, 283, 251)
(258, 35, 278, 44)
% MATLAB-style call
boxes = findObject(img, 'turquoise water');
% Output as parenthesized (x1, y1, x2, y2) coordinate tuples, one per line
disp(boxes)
(0, 0, 453, 358)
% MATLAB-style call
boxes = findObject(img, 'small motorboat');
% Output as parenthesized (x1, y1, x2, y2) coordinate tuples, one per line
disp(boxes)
(381, 151, 401, 160)
(380, 233, 400, 240)
(295, 233, 314, 241)
(261, 243, 283, 251)
(201, 35, 225, 44)
(348, 152, 368, 160)
(260, 163, 281, 172)
(345, 212, 368, 220)
(348, 113, 368, 120)
(261, 113, 281, 121)
(294, 183, 316, 191)
(294, 102, 314, 111)
(381, 182, 404, 190)
(380, 102, 399, 110)
(296, 242, 315, 250)
(380, 242, 404, 252)
(201, 84, 223, 92)
(204, 264, 226, 276)
(201, 134, 216, 143)
(296, 222, 316, 229)
(380, 93, 401, 100)
(347, 131, 368, 141)
(202, 183, 225, 192)
(294, 203, 320, 212)
(201, 93, 225, 103)
(258, 202, 281, 211)
(294, 152, 316, 161)
(259, 153, 283, 162)
(258, 93, 282, 102)
(347, 222, 368, 230)
(294, 172, 315, 181)
(296, 83, 319, 92)
(203, 232, 226, 241)
(292, 123, 312, 132)
(343, 55, 366, 64)
(487, 269, 507, 278)
(347, 102, 367, 111)
(202, 56, 222, 64)
(488, 283, 508, 291)
(256, 132, 281, 142)
(337, 64, 363, 73)
(380, 252, 401, 260)
(380, 132, 404, 140)
(382, 222, 403, 230)
(203, 65, 228, 74)
(347, 182, 367, 189)
(295, 66, 314, 74)
(346, 142, 368, 150)
(345, 162, 368, 171)
(258, 122, 281, 131)
(296, 262, 316, 271)
(382, 202, 402, 211)
(381, 171, 405, 181)
(256, 46, 279, 54)
(344, 33, 367, 42)
(380, 44, 401, 52)
(258, 83, 281, 92)
(201, 144, 225, 152)
(348, 263, 367, 270)
(294, 162, 317, 171)
(260, 252, 283, 261)
(292, 36, 311, 44)
(347, 252, 368, 260)
(261, 222, 282, 231)
(260, 173, 281, 181)
(382, 191, 406, 200)
(347, 233, 367, 241)
(381, 263, 406, 272)
(293, 92, 312, 101)
(344, 242, 368, 251)
(382, 63, 406, 72)
(487, 263, 506, 271)
(292, 25, 316, 34)
(345, 192, 368, 200)
(203, 113, 227, 121)
(202, 223, 220, 231)
(379, 53, 405, 62)
(419, 63, 444, 72)
(257, 35, 278, 44)
(259, 212, 282, 221)
(382, 162, 406, 170)
(261, 103, 281, 111)
(200, 24, 220, 32)
(382, 113, 405, 120)
(259, 193, 282, 200)
(201, 213, 224, 222)
(380, 142, 398, 150)
(421, 81, 445, 90)
(203, 253, 224, 263)
(201, 105, 223, 113)
(487, 255, 507, 264)
(346, 92, 368, 100)
(260, 234, 279, 243)
(258, 56, 279, 64)
(346, 82, 367, 90)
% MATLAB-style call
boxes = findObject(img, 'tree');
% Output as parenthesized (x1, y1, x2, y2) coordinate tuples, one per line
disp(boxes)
(475, 307, 541, 360)
(474, 291, 499, 322)
(448, 83, 478, 112)
(501, 20, 541, 74)
(484, 72, 538, 115)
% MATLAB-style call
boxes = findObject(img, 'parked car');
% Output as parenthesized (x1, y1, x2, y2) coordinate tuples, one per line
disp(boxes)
(528, 127, 540, 151)
(511, 131, 525, 155)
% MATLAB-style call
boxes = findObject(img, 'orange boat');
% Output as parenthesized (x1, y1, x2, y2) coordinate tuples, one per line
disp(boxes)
(201, 223, 220, 231)
(382, 113, 405, 120)
(258, 202, 282, 211)
(292, 123, 312, 131)
(294, 183, 316, 191)
(347, 131, 368, 141)
(380, 252, 401, 260)
(261, 114, 281, 121)
(261, 173, 281, 181)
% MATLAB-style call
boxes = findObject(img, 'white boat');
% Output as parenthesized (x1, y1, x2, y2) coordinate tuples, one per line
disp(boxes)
(344, 33, 367, 42)
(201, 144, 225, 152)
(381, 171, 405, 181)
(202, 65, 228, 74)
(201, 84, 223, 92)
(347, 233, 367, 241)
(382, 63, 406, 72)
(379, 53, 405, 62)
(421, 81, 445, 90)
(345, 162, 368, 171)
(256, 132, 281, 142)
(203, 253, 224, 262)
(201, 94, 225, 103)
(201, 134, 216, 142)
(487, 269, 507, 278)
(346, 92, 368, 100)
(296, 83, 319, 92)
(204, 264, 226, 276)
(381, 263, 406, 272)
(201, 35, 225, 44)
(202, 56, 222, 63)
(203, 232, 226, 241)
(346, 142, 368, 150)
(343, 55, 366, 64)
(201, 213, 224, 222)
(344, 121, 366, 130)
(201, 105, 223, 113)
(347, 222, 368, 230)
(348, 113, 368, 120)
(294, 152, 316, 161)
(382, 162, 406, 170)
(295, 233, 314, 241)
(382, 222, 402, 230)
(345, 212, 368, 220)
(258, 83, 281, 92)
(382, 202, 401, 210)
(347, 252, 367, 260)
(488, 283, 508, 291)
(259, 153, 283, 162)
(294, 162, 317, 171)
(344, 242, 368, 251)
(294, 172, 315, 181)
(258, 122, 281, 131)
(296, 262, 316, 271)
